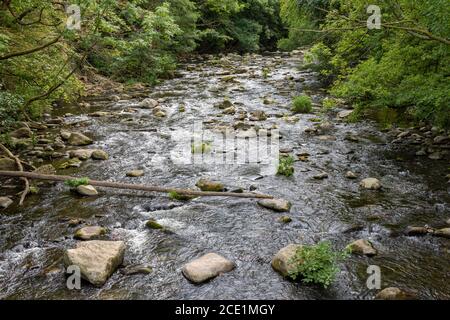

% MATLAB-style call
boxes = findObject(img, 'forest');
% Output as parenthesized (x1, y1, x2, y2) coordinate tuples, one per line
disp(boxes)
(0, 0, 449, 302)
(1, 0, 449, 131)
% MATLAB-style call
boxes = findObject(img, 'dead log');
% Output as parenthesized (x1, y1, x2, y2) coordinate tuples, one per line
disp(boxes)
(0, 144, 30, 205)
(0, 171, 273, 199)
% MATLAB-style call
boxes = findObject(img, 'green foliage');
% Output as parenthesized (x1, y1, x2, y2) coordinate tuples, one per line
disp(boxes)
(288, 241, 349, 288)
(281, 0, 450, 128)
(168, 191, 197, 201)
(64, 178, 90, 188)
(196, 0, 285, 52)
(0, 92, 23, 131)
(277, 155, 295, 177)
(292, 95, 313, 113)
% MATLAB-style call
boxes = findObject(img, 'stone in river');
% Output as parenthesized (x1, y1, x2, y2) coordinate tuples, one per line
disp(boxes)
(258, 198, 291, 212)
(271, 244, 302, 277)
(64, 240, 125, 286)
(182, 253, 235, 284)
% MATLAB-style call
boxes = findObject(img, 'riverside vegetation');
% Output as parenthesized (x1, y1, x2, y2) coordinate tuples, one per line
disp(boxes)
(0, 0, 449, 300)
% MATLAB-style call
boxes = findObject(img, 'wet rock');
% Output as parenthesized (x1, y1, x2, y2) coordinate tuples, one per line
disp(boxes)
(64, 240, 125, 286)
(126, 170, 144, 177)
(318, 135, 336, 141)
(258, 198, 291, 212)
(405, 226, 431, 237)
(271, 244, 302, 277)
(338, 110, 353, 119)
(222, 106, 236, 115)
(432, 228, 450, 239)
(0, 157, 17, 171)
(34, 164, 56, 175)
(347, 239, 377, 256)
(196, 179, 224, 192)
(279, 216, 292, 223)
(92, 150, 109, 160)
(446, 218, 450, 226)
(360, 178, 382, 190)
(345, 135, 360, 142)
(317, 121, 333, 132)
(68, 132, 93, 146)
(0, 197, 13, 209)
(139, 98, 159, 109)
(68, 219, 84, 227)
(120, 264, 153, 276)
(313, 172, 329, 180)
(76, 185, 98, 196)
(375, 287, 416, 300)
(11, 127, 32, 138)
(182, 253, 235, 284)
(69, 149, 93, 160)
(397, 131, 410, 139)
(345, 171, 358, 179)
(279, 147, 294, 154)
(153, 107, 167, 118)
(145, 219, 164, 230)
(433, 135, 449, 145)
(214, 99, 233, 110)
(58, 158, 82, 169)
(60, 129, 72, 140)
(428, 152, 442, 160)
(249, 111, 267, 121)
(74, 226, 107, 240)
(415, 149, 427, 156)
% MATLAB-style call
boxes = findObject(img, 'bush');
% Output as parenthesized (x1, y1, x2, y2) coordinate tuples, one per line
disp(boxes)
(292, 95, 312, 113)
(0, 92, 23, 131)
(288, 241, 349, 288)
(277, 155, 295, 177)
(65, 178, 90, 188)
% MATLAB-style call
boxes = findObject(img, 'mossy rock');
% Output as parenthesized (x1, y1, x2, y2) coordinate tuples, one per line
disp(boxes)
(146, 220, 164, 230)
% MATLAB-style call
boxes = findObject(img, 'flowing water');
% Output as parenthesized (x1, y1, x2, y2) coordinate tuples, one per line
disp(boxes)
(0, 52, 449, 300)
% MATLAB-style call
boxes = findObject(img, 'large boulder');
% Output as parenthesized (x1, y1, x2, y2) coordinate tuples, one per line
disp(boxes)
(375, 287, 416, 300)
(258, 198, 291, 212)
(182, 253, 235, 284)
(64, 240, 125, 286)
(68, 132, 93, 146)
(360, 178, 382, 190)
(347, 239, 377, 256)
(0, 157, 17, 171)
(271, 244, 302, 277)
(74, 226, 107, 240)
(0, 197, 13, 209)
(195, 179, 224, 192)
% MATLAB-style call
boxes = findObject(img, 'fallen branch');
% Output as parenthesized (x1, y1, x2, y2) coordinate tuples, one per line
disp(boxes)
(0, 171, 274, 199)
(0, 144, 30, 205)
